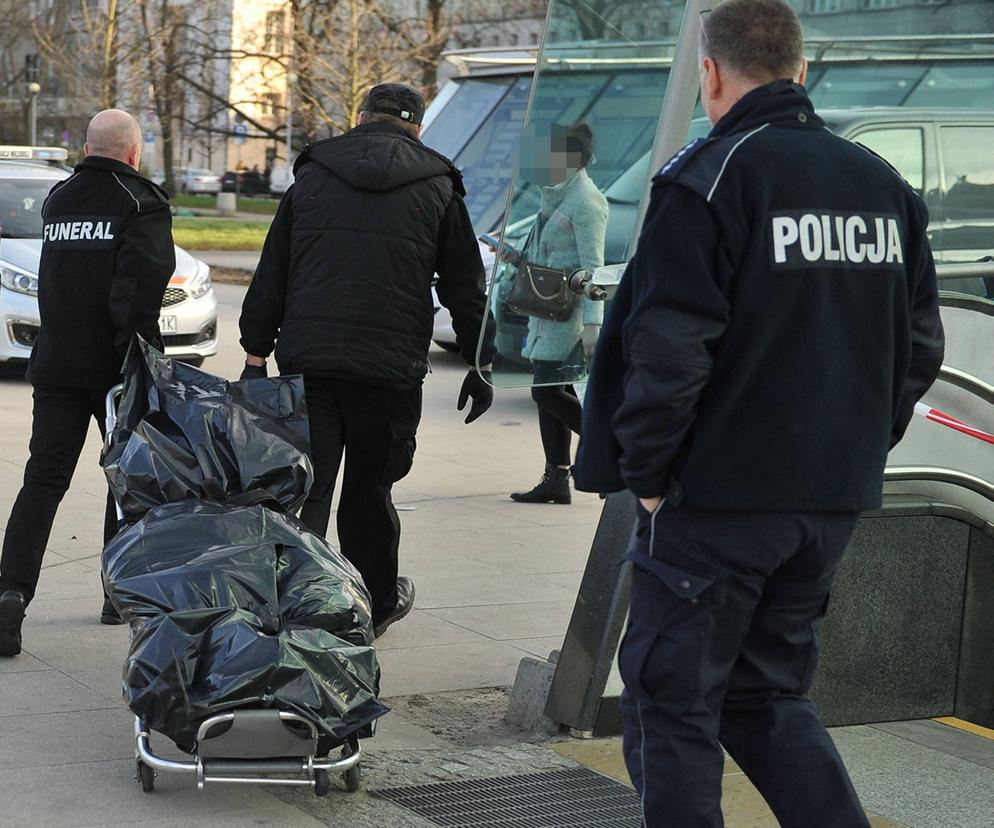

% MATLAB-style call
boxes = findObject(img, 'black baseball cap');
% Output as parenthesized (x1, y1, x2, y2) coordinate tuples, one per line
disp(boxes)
(361, 83, 426, 126)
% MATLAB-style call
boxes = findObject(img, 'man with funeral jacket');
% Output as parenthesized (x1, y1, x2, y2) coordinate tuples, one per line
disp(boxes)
(0, 109, 174, 657)
(572, 1, 944, 825)
(239, 83, 494, 639)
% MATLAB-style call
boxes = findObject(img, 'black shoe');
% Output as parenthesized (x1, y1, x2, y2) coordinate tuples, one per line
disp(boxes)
(0, 590, 26, 657)
(373, 577, 416, 639)
(100, 596, 125, 626)
(510, 464, 572, 505)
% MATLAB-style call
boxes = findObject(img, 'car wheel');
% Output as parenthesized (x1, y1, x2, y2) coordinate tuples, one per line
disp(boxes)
(433, 340, 461, 354)
(178, 356, 205, 368)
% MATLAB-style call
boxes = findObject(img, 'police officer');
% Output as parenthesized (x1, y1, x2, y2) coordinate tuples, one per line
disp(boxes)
(573, 1, 944, 825)
(239, 83, 494, 639)
(0, 109, 174, 657)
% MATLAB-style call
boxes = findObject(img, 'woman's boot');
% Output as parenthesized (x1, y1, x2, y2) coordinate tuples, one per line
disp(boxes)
(510, 464, 572, 504)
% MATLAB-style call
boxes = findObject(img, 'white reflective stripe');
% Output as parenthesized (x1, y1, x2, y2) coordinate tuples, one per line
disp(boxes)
(636, 697, 649, 828)
(112, 172, 141, 212)
(706, 123, 770, 203)
(647, 499, 665, 555)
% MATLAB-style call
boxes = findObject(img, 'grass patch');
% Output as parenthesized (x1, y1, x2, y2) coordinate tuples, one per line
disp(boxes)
(172, 193, 278, 215)
(171, 218, 268, 251)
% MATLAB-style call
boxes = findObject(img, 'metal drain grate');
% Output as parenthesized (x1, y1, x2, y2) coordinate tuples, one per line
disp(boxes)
(373, 767, 642, 827)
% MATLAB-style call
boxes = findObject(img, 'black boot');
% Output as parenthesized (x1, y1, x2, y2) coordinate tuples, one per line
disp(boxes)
(0, 590, 26, 657)
(373, 576, 416, 639)
(100, 596, 124, 626)
(511, 465, 572, 505)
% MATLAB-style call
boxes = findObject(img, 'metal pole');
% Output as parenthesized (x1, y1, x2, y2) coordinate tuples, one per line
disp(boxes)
(627, 0, 717, 257)
(27, 83, 40, 146)
(286, 78, 293, 162)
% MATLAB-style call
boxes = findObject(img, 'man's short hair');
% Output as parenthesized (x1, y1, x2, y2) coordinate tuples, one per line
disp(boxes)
(701, 0, 804, 82)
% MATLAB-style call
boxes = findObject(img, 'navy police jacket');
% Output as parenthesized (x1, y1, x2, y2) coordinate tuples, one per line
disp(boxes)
(573, 81, 944, 512)
(30, 156, 174, 390)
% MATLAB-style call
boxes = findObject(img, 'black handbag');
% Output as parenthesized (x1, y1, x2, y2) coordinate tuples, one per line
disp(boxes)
(506, 226, 577, 322)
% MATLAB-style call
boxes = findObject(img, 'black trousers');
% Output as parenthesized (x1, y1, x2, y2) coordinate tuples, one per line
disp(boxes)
(0, 385, 118, 605)
(531, 360, 581, 467)
(297, 376, 422, 623)
(620, 505, 869, 828)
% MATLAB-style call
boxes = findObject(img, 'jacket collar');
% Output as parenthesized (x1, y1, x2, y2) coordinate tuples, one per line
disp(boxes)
(75, 156, 168, 198)
(76, 155, 145, 180)
(709, 79, 822, 138)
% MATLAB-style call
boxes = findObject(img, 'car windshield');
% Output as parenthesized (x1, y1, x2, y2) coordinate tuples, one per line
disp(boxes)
(0, 177, 59, 239)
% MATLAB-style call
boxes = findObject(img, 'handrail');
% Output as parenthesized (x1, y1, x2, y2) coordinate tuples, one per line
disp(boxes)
(936, 262, 994, 281)
(937, 366, 994, 406)
(883, 466, 994, 502)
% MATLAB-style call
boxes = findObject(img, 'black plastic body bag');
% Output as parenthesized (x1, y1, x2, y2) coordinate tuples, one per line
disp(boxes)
(101, 340, 386, 750)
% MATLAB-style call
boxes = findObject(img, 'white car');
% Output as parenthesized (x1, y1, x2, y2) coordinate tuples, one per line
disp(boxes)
(175, 167, 222, 195)
(432, 240, 495, 352)
(151, 168, 222, 195)
(0, 153, 218, 368)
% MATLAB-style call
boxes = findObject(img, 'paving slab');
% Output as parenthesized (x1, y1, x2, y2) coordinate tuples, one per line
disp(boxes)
(0, 670, 117, 717)
(372, 609, 491, 651)
(415, 572, 577, 610)
(835, 724, 994, 828)
(376, 642, 528, 696)
(0, 758, 317, 828)
(0, 707, 136, 769)
(424, 599, 576, 641)
(19, 620, 130, 673)
(872, 719, 994, 771)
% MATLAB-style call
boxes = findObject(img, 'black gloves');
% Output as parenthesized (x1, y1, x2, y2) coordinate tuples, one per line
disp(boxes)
(240, 362, 268, 381)
(457, 369, 494, 424)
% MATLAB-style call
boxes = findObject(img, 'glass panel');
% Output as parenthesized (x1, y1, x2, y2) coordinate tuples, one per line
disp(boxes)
(939, 126, 994, 264)
(453, 77, 533, 233)
(485, 1, 684, 387)
(852, 128, 924, 192)
(905, 63, 994, 110)
(808, 64, 927, 109)
(421, 77, 514, 162)
(0, 178, 58, 238)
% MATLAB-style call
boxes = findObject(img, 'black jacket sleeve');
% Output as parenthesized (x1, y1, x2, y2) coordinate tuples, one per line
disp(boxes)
(611, 183, 732, 497)
(239, 187, 294, 358)
(108, 199, 175, 355)
(434, 192, 494, 365)
(890, 199, 945, 447)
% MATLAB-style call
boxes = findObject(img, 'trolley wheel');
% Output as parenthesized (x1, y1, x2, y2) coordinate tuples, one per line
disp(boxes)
(343, 763, 361, 793)
(314, 768, 331, 797)
(136, 759, 155, 793)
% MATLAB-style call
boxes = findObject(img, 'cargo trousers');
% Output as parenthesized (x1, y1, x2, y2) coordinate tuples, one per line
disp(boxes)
(619, 504, 871, 828)
(297, 375, 422, 625)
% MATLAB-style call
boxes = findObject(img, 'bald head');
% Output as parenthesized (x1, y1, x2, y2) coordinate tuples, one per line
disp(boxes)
(84, 109, 143, 170)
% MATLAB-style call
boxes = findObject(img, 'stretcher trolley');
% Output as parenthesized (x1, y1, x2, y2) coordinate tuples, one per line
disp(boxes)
(104, 383, 366, 797)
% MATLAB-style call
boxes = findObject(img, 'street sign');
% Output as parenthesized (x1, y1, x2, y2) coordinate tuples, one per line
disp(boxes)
(233, 123, 248, 145)
(144, 130, 156, 145)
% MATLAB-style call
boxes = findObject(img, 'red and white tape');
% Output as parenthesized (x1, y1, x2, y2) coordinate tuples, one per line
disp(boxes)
(915, 402, 994, 446)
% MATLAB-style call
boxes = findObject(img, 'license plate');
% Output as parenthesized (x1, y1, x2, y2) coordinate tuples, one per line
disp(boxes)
(159, 316, 177, 333)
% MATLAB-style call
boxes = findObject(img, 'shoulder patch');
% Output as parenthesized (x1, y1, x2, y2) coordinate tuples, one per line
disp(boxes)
(653, 138, 709, 181)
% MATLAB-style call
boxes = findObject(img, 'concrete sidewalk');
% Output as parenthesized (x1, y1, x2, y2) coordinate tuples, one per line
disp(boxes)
(2, 284, 993, 826)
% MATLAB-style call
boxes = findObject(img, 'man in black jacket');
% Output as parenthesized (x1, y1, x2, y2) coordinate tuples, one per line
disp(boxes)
(239, 84, 494, 638)
(573, 1, 944, 825)
(0, 109, 174, 656)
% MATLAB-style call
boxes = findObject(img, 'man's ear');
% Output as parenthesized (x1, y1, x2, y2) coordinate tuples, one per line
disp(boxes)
(702, 56, 722, 104)
(797, 58, 809, 87)
(82, 142, 90, 158)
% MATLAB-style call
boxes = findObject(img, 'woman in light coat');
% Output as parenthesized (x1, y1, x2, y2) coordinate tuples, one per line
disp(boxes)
(511, 122, 609, 505)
